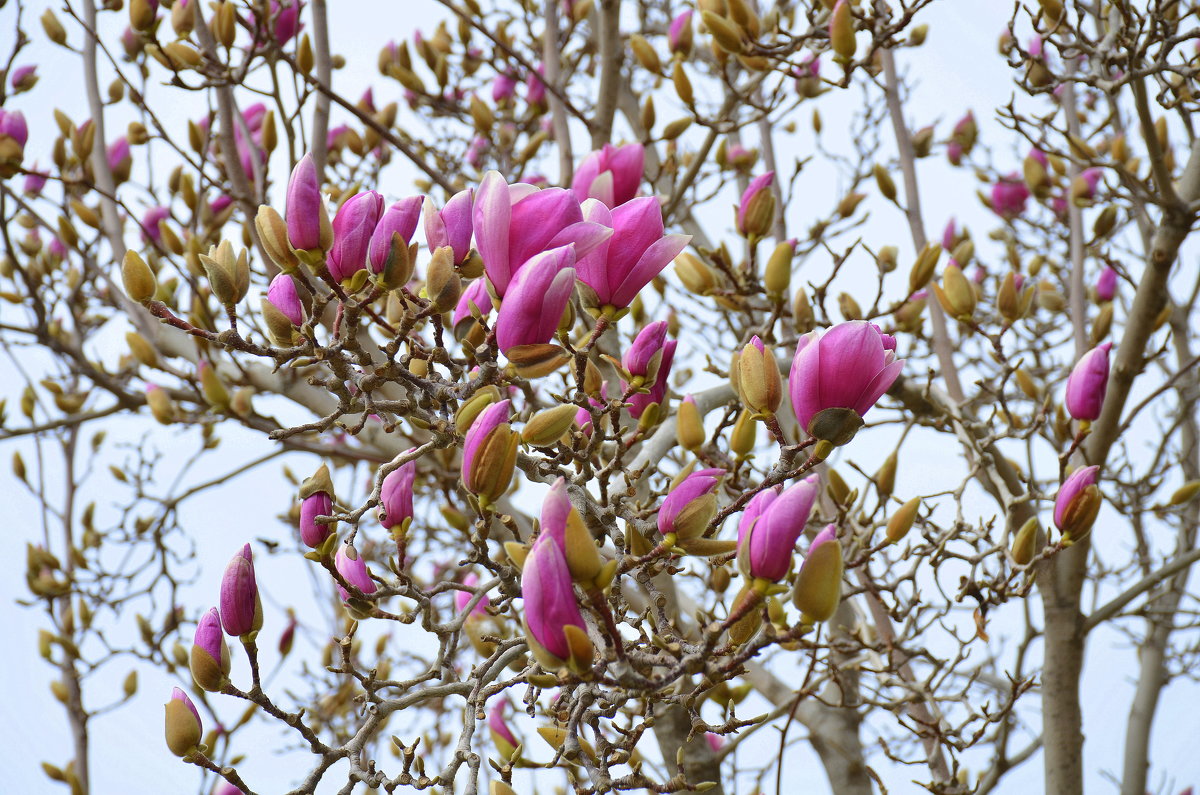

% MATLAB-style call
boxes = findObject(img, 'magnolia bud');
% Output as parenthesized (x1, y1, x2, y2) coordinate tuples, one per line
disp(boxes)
(676, 395, 705, 451)
(121, 251, 157, 303)
(521, 403, 578, 447)
(933, 262, 976, 321)
(256, 205, 299, 272)
(908, 243, 941, 295)
(736, 336, 782, 416)
(426, 246, 461, 312)
(164, 688, 202, 757)
(830, 0, 856, 59)
(763, 241, 794, 297)
(1010, 517, 1040, 565)
(792, 526, 843, 622)
(886, 497, 920, 543)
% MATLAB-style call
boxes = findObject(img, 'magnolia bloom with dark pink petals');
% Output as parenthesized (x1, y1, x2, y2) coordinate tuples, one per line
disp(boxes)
(991, 175, 1029, 219)
(520, 532, 591, 671)
(494, 246, 576, 352)
(492, 73, 517, 104)
(738, 474, 820, 582)
(461, 399, 518, 503)
(473, 171, 610, 297)
(0, 109, 28, 149)
(737, 486, 781, 545)
(575, 197, 690, 312)
(23, 168, 47, 196)
(190, 607, 231, 691)
(328, 191, 384, 281)
(286, 153, 327, 252)
(368, 197, 423, 273)
(1096, 266, 1117, 302)
(300, 491, 333, 548)
(488, 700, 520, 758)
(335, 544, 377, 601)
(525, 63, 547, 105)
(571, 143, 645, 208)
(378, 452, 417, 532)
(220, 544, 263, 637)
(424, 188, 474, 264)
(267, 273, 304, 326)
(455, 572, 491, 618)
(1054, 465, 1102, 540)
(737, 172, 775, 238)
(789, 321, 904, 442)
(140, 205, 171, 245)
(10, 65, 37, 92)
(1064, 342, 1112, 422)
(658, 468, 724, 540)
(621, 320, 678, 418)
(453, 278, 493, 332)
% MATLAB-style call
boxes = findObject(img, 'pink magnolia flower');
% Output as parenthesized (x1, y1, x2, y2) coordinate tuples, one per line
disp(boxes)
(1054, 465, 1100, 532)
(525, 63, 547, 105)
(1096, 266, 1117, 302)
(788, 321, 904, 434)
(658, 468, 724, 538)
(191, 607, 230, 689)
(378, 451, 417, 531)
(334, 544, 376, 600)
(219, 544, 263, 637)
(736, 486, 781, 545)
(140, 206, 171, 245)
(462, 399, 512, 491)
(571, 143, 645, 208)
(299, 489, 333, 548)
(9, 65, 37, 92)
(23, 167, 47, 196)
(622, 321, 677, 419)
(521, 532, 587, 662)
(473, 170, 609, 297)
(991, 175, 1030, 219)
(494, 246, 576, 352)
(738, 474, 820, 582)
(368, 197, 423, 273)
(575, 197, 690, 311)
(424, 188, 474, 264)
(453, 278, 493, 332)
(267, 273, 304, 326)
(736, 171, 775, 238)
(328, 191, 384, 281)
(668, 10, 693, 54)
(0, 109, 28, 149)
(1064, 342, 1112, 422)
(286, 153, 325, 251)
(492, 73, 517, 104)
(456, 572, 491, 618)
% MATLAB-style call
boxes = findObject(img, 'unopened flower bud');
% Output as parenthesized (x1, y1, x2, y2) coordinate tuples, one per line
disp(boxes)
(219, 544, 263, 638)
(676, 394, 705, 451)
(164, 687, 202, 757)
(1010, 517, 1040, 565)
(763, 241, 794, 296)
(736, 336, 782, 416)
(122, 250, 157, 303)
(792, 525, 843, 622)
(933, 262, 976, 321)
(190, 607, 231, 692)
(886, 497, 920, 543)
(522, 403, 579, 447)
(830, 0, 856, 59)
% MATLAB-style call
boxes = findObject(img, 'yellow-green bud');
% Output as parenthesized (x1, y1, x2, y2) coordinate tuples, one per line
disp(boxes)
(121, 251, 157, 303)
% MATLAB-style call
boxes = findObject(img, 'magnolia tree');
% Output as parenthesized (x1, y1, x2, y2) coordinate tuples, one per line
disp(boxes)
(4, 0, 1200, 793)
